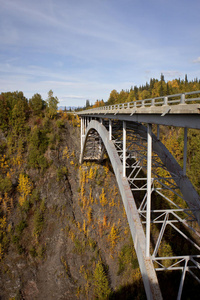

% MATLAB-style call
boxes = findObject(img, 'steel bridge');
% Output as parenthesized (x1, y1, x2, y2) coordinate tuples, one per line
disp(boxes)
(77, 91, 200, 300)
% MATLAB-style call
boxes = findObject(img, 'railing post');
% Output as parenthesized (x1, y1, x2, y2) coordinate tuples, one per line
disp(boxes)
(123, 121, 126, 177)
(146, 123, 152, 258)
(181, 93, 185, 104)
(164, 96, 168, 105)
(183, 127, 188, 176)
(109, 119, 112, 141)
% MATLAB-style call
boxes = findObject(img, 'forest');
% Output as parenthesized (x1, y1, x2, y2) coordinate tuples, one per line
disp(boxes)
(86, 74, 200, 108)
(0, 76, 200, 299)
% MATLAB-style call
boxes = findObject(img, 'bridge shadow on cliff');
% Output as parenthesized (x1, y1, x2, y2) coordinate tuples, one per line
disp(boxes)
(108, 271, 200, 300)
(109, 277, 147, 300)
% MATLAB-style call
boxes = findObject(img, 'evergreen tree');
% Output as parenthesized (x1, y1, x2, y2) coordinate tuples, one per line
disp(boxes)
(185, 74, 188, 84)
(47, 90, 59, 119)
(85, 99, 90, 108)
(160, 73, 165, 96)
(29, 93, 44, 116)
(93, 260, 111, 299)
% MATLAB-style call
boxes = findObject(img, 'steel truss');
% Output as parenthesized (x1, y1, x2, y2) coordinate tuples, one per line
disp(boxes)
(110, 120, 200, 299)
(80, 117, 200, 299)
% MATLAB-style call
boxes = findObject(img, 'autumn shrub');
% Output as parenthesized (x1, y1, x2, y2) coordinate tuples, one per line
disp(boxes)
(74, 238, 86, 254)
(88, 237, 97, 251)
(108, 223, 120, 252)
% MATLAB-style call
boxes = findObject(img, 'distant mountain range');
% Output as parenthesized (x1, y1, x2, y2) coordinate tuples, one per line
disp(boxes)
(58, 106, 78, 111)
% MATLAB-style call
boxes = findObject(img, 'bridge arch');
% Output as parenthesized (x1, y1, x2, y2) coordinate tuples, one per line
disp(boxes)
(80, 120, 163, 299)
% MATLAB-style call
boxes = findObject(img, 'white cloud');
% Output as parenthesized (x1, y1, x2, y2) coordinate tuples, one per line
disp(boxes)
(193, 57, 200, 64)
(162, 71, 183, 79)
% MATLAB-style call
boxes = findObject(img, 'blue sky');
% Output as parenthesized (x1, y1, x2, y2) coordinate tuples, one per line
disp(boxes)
(0, 0, 200, 107)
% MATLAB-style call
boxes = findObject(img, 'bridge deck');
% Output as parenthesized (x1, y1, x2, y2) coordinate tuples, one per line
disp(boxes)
(78, 105, 200, 129)
(77, 91, 200, 129)
(78, 103, 200, 115)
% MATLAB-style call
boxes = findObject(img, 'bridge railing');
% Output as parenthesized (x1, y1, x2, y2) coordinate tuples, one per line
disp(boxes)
(83, 90, 200, 113)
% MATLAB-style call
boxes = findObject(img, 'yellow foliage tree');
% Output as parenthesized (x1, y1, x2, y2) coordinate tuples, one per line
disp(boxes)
(89, 187, 94, 204)
(0, 155, 9, 173)
(83, 219, 87, 235)
(17, 174, 33, 206)
(87, 207, 92, 224)
(88, 167, 94, 180)
(108, 223, 120, 251)
(99, 188, 108, 207)
(62, 146, 69, 159)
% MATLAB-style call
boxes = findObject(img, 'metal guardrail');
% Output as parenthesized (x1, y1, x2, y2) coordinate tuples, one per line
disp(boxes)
(83, 90, 200, 113)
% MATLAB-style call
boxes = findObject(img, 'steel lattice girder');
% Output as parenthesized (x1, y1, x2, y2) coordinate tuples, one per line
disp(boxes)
(80, 118, 200, 299)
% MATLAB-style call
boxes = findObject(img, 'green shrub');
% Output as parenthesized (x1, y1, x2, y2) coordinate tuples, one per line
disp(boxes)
(0, 175, 12, 194)
(33, 209, 44, 236)
(56, 119, 65, 128)
(12, 235, 20, 244)
(117, 244, 138, 275)
(93, 260, 111, 299)
(16, 220, 27, 234)
(56, 166, 68, 181)
(29, 246, 37, 257)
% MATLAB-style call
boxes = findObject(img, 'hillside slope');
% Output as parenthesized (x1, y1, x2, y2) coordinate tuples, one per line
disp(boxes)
(0, 113, 145, 300)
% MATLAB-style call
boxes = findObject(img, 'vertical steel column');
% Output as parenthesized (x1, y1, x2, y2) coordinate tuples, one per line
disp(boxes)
(177, 259, 188, 300)
(146, 124, 152, 257)
(157, 124, 160, 140)
(123, 121, 126, 178)
(81, 117, 83, 152)
(84, 117, 86, 134)
(109, 119, 112, 141)
(81, 117, 86, 153)
(183, 127, 188, 176)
